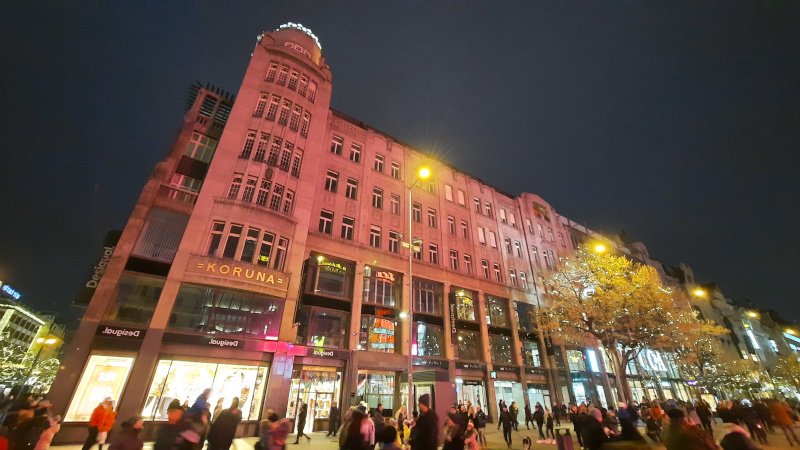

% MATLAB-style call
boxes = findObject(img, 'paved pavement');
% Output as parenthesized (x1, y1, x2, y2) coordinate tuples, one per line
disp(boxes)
(49, 421, 800, 450)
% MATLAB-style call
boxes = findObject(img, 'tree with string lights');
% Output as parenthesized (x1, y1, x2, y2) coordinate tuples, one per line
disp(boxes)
(538, 245, 726, 404)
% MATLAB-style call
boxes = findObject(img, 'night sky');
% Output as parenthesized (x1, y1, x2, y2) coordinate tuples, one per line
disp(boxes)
(2, 2, 799, 326)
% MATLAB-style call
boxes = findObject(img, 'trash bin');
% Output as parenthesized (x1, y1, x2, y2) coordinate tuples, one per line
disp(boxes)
(555, 428, 575, 450)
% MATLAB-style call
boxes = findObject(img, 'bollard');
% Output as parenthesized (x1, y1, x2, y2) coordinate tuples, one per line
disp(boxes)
(555, 428, 575, 450)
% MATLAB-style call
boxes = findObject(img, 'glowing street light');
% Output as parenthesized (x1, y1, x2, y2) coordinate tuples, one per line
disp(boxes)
(418, 167, 431, 179)
(787, 329, 797, 336)
(594, 244, 606, 253)
(746, 311, 759, 319)
(693, 288, 707, 298)
(399, 311, 409, 319)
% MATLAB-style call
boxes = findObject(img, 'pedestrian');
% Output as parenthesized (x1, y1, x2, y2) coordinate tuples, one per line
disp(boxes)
(153, 400, 197, 450)
(611, 415, 646, 446)
(442, 415, 464, 450)
(409, 394, 437, 450)
(645, 414, 662, 444)
(372, 404, 386, 447)
(578, 408, 606, 450)
(497, 406, 513, 448)
(341, 411, 367, 450)
(523, 403, 533, 430)
(379, 426, 400, 450)
(472, 406, 486, 449)
(769, 400, 800, 446)
(107, 416, 143, 450)
(207, 398, 242, 450)
(534, 403, 545, 439)
(660, 408, 716, 450)
(212, 399, 224, 423)
(719, 423, 760, 450)
(544, 409, 555, 439)
(187, 390, 211, 417)
(263, 412, 290, 450)
(98, 401, 117, 450)
(82, 399, 111, 450)
(293, 402, 310, 444)
(463, 422, 478, 450)
(394, 406, 406, 435)
(510, 402, 519, 431)
(328, 404, 340, 437)
(696, 399, 714, 436)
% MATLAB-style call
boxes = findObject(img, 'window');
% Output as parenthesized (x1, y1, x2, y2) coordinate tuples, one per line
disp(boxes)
(427, 208, 437, 228)
(566, 350, 587, 372)
(504, 237, 512, 254)
(486, 296, 510, 327)
(445, 185, 453, 201)
(350, 144, 361, 163)
(509, 269, 517, 286)
(526, 219, 533, 233)
(300, 112, 311, 138)
(499, 209, 507, 223)
(388, 231, 399, 253)
(298, 74, 309, 96)
(415, 323, 444, 357)
(295, 307, 348, 349)
(449, 250, 459, 270)
(370, 226, 382, 248)
(494, 263, 501, 282)
(307, 81, 317, 103)
(291, 149, 303, 177)
(548, 228, 555, 242)
(413, 278, 443, 315)
(279, 142, 293, 171)
(559, 232, 566, 246)
(223, 224, 243, 259)
(64, 355, 135, 422)
(289, 105, 302, 131)
(489, 231, 497, 248)
(319, 210, 333, 234)
(341, 216, 354, 240)
(412, 239, 422, 260)
(485, 202, 493, 218)
(184, 132, 218, 163)
(549, 250, 557, 268)
(390, 194, 400, 215)
(256, 180, 270, 207)
(277, 65, 289, 85)
(252, 132, 269, 161)
(310, 256, 353, 299)
(360, 316, 398, 353)
(490, 335, 513, 364)
(257, 232, 274, 266)
(454, 290, 476, 321)
(267, 138, 281, 165)
(265, 63, 278, 82)
(532, 246, 540, 265)
(523, 341, 541, 367)
(457, 330, 482, 361)
(345, 178, 358, 199)
(362, 266, 397, 307)
(374, 154, 385, 172)
(331, 136, 343, 155)
(423, 178, 435, 194)
(461, 221, 469, 239)
(520, 271, 528, 290)
(207, 221, 225, 256)
(372, 188, 383, 209)
(240, 131, 256, 159)
(515, 241, 522, 257)
(254, 93, 269, 117)
(463, 254, 472, 274)
(478, 227, 486, 244)
(269, 184, 284, 211)
(447, 216, 456, 234)
(474, 197, 481, 213)
(412, 203, 421, 222)
(266, 95, 280, 121)
(288, 70, 299, 90)
(277, 99, 292, 125)
(538, 223, 544, 238)
(241, 176, 257, 202)
(429, 244, 439, 264)
(104, 271, 165, 324)
(391, 161, 400, 179)
(274, 237, 289, 271)
(509, 213, 516, 228)
(457, 189, 465, 206)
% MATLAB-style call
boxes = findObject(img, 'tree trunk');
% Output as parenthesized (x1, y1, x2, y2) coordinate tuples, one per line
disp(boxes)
(609, 346, 633, 405)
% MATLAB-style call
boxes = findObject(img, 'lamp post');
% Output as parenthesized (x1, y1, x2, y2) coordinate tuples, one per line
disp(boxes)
(24, 337, 57, 390)
(403, 166, 430, 412)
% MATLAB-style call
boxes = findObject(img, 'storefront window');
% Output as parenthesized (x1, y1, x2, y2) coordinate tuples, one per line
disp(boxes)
(457, 329, 482, 361)
(485, 296, 509, 327)
(522, 340, 541, 367)
(65, 355, 135, 422)
(489, 335, 512, 364)
(168, 283, 283, 339)
(357, 371, 396, 411)
(360, 315, 398, 353)
(414, 323, 444, 357)
(311, 255, 353, 299)
(527, 386, 551, 411)
(454, 289, 476, 321)
(295, 306, 348, 349)
(141, 359, 268, 421)
(566, 349, 587, 372)
(456, 381, 487, 411)
(363, 267, 399, 307)
(514, 301, 537, 332)
(105, 272, 164, 324)
(413, 278, 443, 315)
(287, 367, 342, 434)
(552, 347, 566, 370)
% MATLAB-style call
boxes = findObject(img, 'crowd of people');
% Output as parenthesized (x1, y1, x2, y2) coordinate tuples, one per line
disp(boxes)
(0, 393, 61, 450)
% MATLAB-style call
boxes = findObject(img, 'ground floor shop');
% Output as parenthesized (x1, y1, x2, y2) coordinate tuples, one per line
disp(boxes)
(286, 365, 344, 432)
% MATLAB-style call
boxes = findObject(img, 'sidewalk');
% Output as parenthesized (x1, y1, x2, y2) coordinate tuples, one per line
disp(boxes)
(49, 421, 800, 450)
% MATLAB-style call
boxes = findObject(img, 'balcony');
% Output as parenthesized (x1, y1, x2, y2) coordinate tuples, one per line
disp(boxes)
(155, 185, 198, 213)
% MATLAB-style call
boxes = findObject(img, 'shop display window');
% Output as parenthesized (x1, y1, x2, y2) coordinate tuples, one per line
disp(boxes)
(552, 347, 566, 370)
(310, 256, 353, 299)
(104, 272, 164, 324)
(414, 323, 444, 357)
(295, 306, 348, 349)
(566, 349, 587, 372)
(456, 381, 487, 411)
(485, 296, 510, 327)
(522, 340, 541, 367)
(362, 267, 399, 307)
(453, 290, 476, 321)
(167, 283, 283, 339)
(286, 367, 342, 434)
(457, 329, 482, 361)
(360, 315, 397, 353)
(141, 359, 268, 421)
(357, 371, 395, 411)
(489, 334, 512, 364)
(514, 301, 536, 332)
(65, 355, 135, 422)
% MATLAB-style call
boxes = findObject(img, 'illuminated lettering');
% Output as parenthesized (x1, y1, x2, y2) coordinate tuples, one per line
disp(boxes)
(206, 264, 217, 273)
(245, 269, 255, 279)
(375, 271, 395, 282)
(266, 275, 274, 284)
(232, 267, 242, 276)
(257, 272, 266, 282)
(219, 265, 230, 274)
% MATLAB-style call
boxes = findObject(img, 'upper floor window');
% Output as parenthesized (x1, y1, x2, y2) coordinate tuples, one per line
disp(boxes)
(429, 244, 439, 265)
(369, 226, 382, 248)
(520, 271, 528, 290)
(445, 185, 453, 201)
(345, 178, 358, 200)
(390, 194, 400, 215)
(477, 227, 486, 244)
(289, 105, 302, 131)
(449, 250, 459, 270)
(559, 232, 566, 247)
(538, 223, 544, 238)
(412, 203, 421, 222)
(485, 202, 493, 218)
(474, 198, 481, 213)
(485, 296, 510, 327)
(265, 63, 278, 82)
(447, 216, 456, 234)
(319, 210, 333, 234)
(514, 241, 522, 257)
(288, 70, 299, 91)
(413, 278, 443, 315)
(526, 219, 533, 234)
(548, 228, 555, 242)
(350, 144, 361, 163)
(489, 231, 497, 248)
(298, 75, 309, 96)
(427, 208, 437, 228)
(423, 179, 435, 194)
(240, 131, 257, 159)
(341, 216, 354, 240)
(494, 264, 502, 282)
(374, 154, 385, 172)
(372, 188, 383, 209)
(300, 112, 311, 138)
(481, 260, 489, 278)
(463, 254, 472, 274)
(457, 189, 465, 206)
(509, 213, 516, 228)
(277, 99, 292, 125)
(391, 162, 401, 180)
(461, 221, 469, 239)
(254, 93, 269, 117)
(532, 246, 540, 265)
(389, 231, 400, 253)
(307, 81, 317, 103)
(325, 170, 339, 193)
(266, 95, 280, 121)
(504, 237, 512, 254)
(331, 136, 343, 155)
(276, 65, 289, 85)
(499, 209, 507, 224)
(509, 269, 517, 287)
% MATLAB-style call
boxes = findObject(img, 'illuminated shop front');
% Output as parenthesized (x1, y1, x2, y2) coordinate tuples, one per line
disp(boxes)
(141, 358, 269, 421)
(65, 355, 135, 422)
(357, 370, 396, 412)
(295, 254, 354, 350)
(493, 380, 525, 412)
(456, 375, 488, 411)
(359, 267, 402, 353)
(526, 383, 551, 410)
(286, 366, 342, 433)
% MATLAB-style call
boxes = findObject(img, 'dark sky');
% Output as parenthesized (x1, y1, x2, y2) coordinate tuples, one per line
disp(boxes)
(2, 2, 799, 326)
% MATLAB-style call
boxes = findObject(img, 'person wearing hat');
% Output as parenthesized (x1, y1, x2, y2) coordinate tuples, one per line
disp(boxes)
(660, 408, 716, 450)
(409, 394, 437, 450)
(108, 416, 143, 450)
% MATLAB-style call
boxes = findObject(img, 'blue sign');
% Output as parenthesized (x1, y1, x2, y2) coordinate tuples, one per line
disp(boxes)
(1, 284, 21, 300)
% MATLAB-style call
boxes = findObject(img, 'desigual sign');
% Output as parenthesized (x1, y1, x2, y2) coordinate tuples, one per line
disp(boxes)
(194, 262, 284, 286)
(95, 325, 146, 340)
(207, 338, 241, 348)
(312, 349, 335, 357)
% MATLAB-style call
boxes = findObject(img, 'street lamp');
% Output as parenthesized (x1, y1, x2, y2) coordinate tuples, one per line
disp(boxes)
(24, 337, 58, 390)
(693, 288, 707, 298)
(594, 244, 606, 253)
(404, 166, 430, 412)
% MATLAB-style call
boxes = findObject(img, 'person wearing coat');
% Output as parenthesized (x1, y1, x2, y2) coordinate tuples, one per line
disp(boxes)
(327, 404, 340, 437)
(82, 399, 111, 450)
(769, 400, 799, 446)
(293, 403, 310, 444)
(98, 402, 117, 450)
(409, 395, 437, 450)
(108, 416, 143, 450)
(207, 398, 242, 450)
(497, 406, 513, 448)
